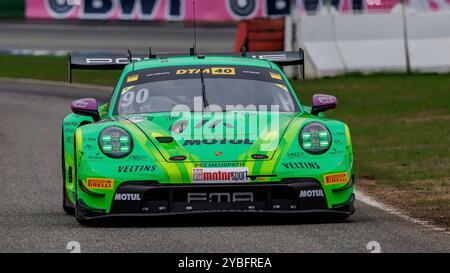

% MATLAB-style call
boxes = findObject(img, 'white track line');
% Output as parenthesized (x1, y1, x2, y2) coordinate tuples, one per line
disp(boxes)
(355, 189, 449, 234)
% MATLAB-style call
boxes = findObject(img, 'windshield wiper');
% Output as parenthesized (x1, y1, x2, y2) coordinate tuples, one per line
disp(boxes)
(199, 69, 209, 111)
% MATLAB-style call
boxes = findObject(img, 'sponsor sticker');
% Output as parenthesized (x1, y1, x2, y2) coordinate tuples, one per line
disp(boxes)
(72, 100, 87, 108)
(126, 74, 139, 83)
(270, 72, 282, 80)
(86, 178, 114, 190)
(192, 167, 248, 183)
(299, 189, 324, 198)
(323, 172, 348, 185)
(118, 165, 156, 173)
(121, 86, 134, 94)
(275, 83, 288, 92)
(114, 193, 141, 201)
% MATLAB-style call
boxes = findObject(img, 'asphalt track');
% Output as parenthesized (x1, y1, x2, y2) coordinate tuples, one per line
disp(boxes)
(0, 79, 449, 253)
(0, 21, 236, 53)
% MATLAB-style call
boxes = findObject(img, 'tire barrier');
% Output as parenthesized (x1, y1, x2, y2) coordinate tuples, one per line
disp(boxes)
(234, 18, 285, 52)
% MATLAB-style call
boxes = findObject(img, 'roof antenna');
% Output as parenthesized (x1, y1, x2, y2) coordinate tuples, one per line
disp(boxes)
(128, 49, 135, 70)
(192, 0, 197, 56)
(148, 47, 156, 59)
(127, 49, 132, 63)
(240, 46, 247, 57)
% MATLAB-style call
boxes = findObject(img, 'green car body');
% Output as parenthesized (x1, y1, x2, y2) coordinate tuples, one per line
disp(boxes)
(62, 54, 354, 223)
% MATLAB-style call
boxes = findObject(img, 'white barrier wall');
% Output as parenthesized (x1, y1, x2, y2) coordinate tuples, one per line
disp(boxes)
(291, 9, 450, 77)
(334, 13, 407, 73)
(294, 14, 346, 77)
(407, 11, 450, 72)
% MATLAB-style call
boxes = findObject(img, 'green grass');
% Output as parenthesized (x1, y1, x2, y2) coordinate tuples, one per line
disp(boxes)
(293, 74, 450, 225)
(292, 74, 450, 185)
(1, 55, 449, 224)
(0, 55, 121, 86)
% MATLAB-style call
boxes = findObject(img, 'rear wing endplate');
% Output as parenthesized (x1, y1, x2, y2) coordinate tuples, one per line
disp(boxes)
(68, 48, 304, 83)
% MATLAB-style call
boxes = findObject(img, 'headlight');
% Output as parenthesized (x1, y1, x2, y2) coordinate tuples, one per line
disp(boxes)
(299, 122, 331, 154)
(98, 126, 133, 158)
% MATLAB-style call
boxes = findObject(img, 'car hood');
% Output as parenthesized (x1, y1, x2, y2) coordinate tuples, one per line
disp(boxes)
(124, 111, 299, 162)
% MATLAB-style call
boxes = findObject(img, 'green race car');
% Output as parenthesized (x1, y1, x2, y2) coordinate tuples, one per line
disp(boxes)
(62, 49, 354, 224)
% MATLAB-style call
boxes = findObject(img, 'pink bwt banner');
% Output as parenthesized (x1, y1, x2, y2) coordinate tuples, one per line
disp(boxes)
(25, 0, 293, 21)
(25, 0, 450, 21)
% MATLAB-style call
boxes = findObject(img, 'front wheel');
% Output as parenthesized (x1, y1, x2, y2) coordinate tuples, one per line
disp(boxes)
(63, 183, 75, 215)
(74, 198, 88, 225)
(62, 131, 74, 215)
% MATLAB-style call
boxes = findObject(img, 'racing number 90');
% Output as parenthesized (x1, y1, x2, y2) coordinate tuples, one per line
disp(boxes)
(120, 88, 149, 107)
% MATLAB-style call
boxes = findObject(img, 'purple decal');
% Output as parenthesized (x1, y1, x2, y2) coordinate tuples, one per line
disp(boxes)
(71, 98, 98, 112)
(311, 94, 337, 114)
(71, 98, 100, 121)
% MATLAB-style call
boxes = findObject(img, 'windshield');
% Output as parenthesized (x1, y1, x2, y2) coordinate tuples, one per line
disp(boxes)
(114, 66, 299, 115)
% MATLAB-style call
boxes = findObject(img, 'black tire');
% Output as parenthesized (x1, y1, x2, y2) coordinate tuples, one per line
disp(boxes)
(74, 198, 89, 225)
(72, 135, 91, 225)
(328, 201, 354, 221)
(62, 130, 75, 215)
(63, 184, 75, 215)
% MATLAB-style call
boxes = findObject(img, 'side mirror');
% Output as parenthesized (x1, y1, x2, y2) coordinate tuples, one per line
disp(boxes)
(311, 94, 338, 115)
(71, 98, 100, 122)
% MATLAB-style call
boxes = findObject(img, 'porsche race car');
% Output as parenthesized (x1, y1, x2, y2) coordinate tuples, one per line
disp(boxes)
(62, 49, 355, 224)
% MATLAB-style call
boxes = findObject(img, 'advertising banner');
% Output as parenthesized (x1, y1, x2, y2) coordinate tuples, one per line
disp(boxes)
(25, 0, 293, 21)
(25, 0, 450, 21)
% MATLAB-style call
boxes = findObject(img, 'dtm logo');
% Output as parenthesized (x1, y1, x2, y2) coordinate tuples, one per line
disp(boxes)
(299, 190, 324, 198)
(114, 193, 141, 201)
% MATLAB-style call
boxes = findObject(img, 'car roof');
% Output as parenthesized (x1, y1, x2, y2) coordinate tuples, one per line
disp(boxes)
(122, 55, 275, 73)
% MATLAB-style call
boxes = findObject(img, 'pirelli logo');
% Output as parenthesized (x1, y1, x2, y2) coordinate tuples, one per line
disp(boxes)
(86, 178, 114, 190)
(323, 172, 348, 185)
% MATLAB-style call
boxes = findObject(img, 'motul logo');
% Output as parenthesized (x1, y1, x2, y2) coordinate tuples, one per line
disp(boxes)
(114, 193, 141, 201)
(299, 190, 324, 198)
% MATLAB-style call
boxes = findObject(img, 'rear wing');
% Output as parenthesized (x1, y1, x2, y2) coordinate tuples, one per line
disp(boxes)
(68, 48, 304, 83)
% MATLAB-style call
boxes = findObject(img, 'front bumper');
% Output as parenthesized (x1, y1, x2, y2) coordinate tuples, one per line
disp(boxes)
(77, 180, 355, 222)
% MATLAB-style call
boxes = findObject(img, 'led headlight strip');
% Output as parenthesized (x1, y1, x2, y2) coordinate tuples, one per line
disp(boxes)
(98, 126, 133, 158)
(299, 122, 331, 154)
